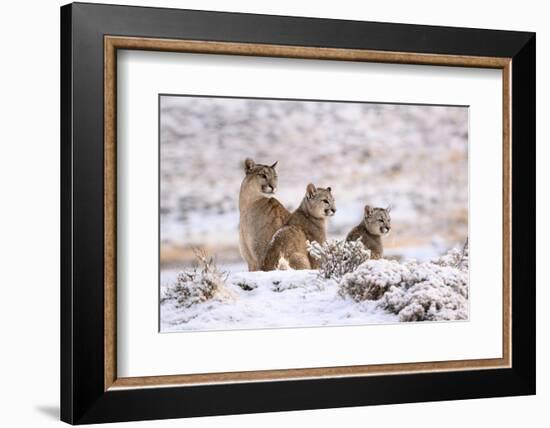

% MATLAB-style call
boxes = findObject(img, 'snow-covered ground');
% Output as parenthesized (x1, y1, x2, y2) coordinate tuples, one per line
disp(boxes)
(160, 244, 468, 332)
(160, 268, 398, 332)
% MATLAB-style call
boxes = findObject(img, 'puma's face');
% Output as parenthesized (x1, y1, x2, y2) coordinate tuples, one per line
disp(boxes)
(363, 205, 392, 236)
(304, 183, 336, 219)
(243, 158, 279, 195)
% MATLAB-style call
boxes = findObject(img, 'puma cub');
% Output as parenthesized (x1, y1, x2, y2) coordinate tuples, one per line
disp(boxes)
(239, 158, 290, 271)
(262, 183, 336, 271)
(346, 205, 391, 259)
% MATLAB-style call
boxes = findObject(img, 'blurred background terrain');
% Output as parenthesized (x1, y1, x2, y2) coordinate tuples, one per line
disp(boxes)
(160, 95, 468, 273)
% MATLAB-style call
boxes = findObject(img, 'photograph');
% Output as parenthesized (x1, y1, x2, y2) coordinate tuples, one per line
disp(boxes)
(159, 95, 470, 332)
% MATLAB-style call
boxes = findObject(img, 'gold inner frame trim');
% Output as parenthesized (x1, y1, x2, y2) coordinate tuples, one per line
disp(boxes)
(104, 35, 512, 391)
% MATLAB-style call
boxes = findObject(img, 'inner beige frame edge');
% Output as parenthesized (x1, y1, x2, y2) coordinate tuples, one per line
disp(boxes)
(104, 36, 512, 391)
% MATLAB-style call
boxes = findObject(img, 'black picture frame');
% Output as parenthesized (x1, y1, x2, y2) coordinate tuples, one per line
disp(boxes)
(61, 2, 535, 424)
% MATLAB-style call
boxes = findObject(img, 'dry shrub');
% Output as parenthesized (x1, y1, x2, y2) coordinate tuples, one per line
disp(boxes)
(308, 239, 370, 279)
(161, 250, 231, 308)
(338, 243, 469, 321)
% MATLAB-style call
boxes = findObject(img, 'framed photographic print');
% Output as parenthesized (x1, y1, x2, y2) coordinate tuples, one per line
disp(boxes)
(60, 2, 536, 424)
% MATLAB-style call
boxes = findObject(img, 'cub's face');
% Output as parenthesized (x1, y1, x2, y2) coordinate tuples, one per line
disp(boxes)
(304, 183, 336, 219)
(244, 158, 279, 195)
(363, 206, 392, 236)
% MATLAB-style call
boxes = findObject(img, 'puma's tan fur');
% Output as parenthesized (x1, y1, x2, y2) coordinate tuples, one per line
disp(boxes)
(346, 205, 391, 259)
(262, 184, 336, 271)
(238, 158, 290, 271)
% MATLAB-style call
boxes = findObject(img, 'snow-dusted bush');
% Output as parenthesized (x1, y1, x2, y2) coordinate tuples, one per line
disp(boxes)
(379, 261, 468, 321)
(271, 280, 301, 293)
(432, 239, 469, 271)
(338, 259, 410, 301)
(235, 280, 257, 291)
(308, 239, 371, 279)
(339, 245, 469, 321)
(161, 251, 231, 308)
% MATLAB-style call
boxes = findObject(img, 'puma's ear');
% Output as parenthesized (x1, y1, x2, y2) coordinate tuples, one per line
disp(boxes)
(244, 158, 255, 174)
(270, 160, 278, 169)
(364, 205, 373, 217)
(386, 203, 392, 213)
(327, 186, 332, 193)
(306, 183, 317, 198)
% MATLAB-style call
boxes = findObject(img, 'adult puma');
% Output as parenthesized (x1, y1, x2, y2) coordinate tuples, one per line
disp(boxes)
(238, 158, 290, 271)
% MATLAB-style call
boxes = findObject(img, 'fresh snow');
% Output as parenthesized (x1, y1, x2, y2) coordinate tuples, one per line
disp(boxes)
(160, 244, 468, 332)
(160, 269, 398, 332)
